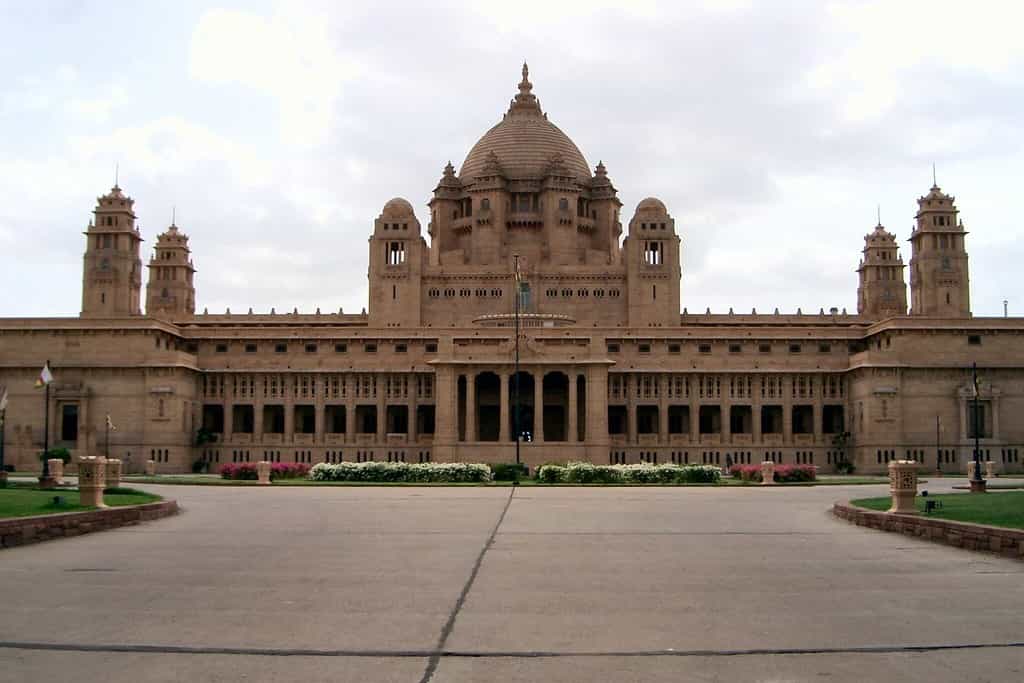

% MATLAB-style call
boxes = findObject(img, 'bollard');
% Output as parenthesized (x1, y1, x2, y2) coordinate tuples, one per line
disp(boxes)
(105, 459, 122, 489)
(887, 460, 918, 514)
(78, 456, 108, 508)
(760, 460, 776, 486)
(257, 461, 272, 485)
(985, 460, 996, 479)
(145, 460, 156, 476)
(47, 458, 65, 485)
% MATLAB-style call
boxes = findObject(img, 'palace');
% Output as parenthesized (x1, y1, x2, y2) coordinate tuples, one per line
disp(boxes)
(1, 65, 1022, 475)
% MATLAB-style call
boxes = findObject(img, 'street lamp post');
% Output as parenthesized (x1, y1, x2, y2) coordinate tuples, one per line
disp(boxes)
(513, 254, 521, 486)
(970, 362, 986, 493)
(935, 415, 941, 474)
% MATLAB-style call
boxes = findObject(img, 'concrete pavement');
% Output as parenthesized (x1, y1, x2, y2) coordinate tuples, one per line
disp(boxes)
(1, 479, 1023, 682)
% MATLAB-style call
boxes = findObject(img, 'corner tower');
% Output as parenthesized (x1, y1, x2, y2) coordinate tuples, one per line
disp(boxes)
(857, 221, 907, 319)
(368, 198, 425, 327)
(624, 198, 681, 327)
(146, 221, 196, 319)
(908, 181, 971, 317)
(81, 184, 143, 317)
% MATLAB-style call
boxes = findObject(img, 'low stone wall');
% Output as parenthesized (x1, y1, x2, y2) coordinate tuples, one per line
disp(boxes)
(0, 500, 178, 549)
(833, 502, 1024, 559)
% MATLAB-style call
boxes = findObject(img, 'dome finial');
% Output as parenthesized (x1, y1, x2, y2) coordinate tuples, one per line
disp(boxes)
(509, 61, 540, 115)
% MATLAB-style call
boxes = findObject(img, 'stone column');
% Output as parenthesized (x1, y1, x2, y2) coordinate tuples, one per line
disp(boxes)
(658, 375, 668, 445)
(345, 396, 356, 445)
(567, 372, 578, 443)
(465, 371, 477, 442)
(499, 372, 510, 442)
(376, 374, 386, 443)
(626, 375, 636, 445)
(533, 371, 545, 443)
(408, 375, 418, 443)
(434, 367, 457, 446)
(257, 460, 272, 485)
(887, 460, 918, 514)
(47, 458, 64, 485)
(105, 459, 122, 489)
(760, 460, 775, 486)
(78, 456, 107, 508)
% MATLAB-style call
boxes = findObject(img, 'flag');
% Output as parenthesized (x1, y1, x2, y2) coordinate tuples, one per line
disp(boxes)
(514, 256, 522, 283)
(105, 414, 117, 431)
(34, 363, 53, 388)
(0, 386, 7, 412)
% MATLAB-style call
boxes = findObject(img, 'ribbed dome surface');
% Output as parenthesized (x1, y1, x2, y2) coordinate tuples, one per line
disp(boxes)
(459, 64, 591, 184)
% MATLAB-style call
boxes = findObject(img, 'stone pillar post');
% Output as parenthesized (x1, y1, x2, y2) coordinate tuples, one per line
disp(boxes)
(887, 459, 919, 514)
(985, 460, 996, 479)
(499, 372, 510, 442)
(105, 459, 122, 489)
(145, 459, 156, 476)
(967, 460, 977, 479)
(257, 460, 272, 485)
(465, 371, 477, 443)
(567, 372, 578, 443)
(760, 460, 775, 486)
(47, 458, 64, 485)
(78, 456, 107, 508)
(533, 371, 545, 443)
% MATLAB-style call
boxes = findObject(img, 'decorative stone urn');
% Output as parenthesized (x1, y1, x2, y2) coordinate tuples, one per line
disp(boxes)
(47, 458, 65, 485)
(887, 460, 918, 514)
(105, 459, 122, 489)
(967, 460, 977, 479)
(985, 460, 996, 479)
(78, 456, 108, 508)
(257, 461, 272, 485)
(760, 460, 776, 486)
(145, 460, 156, 476)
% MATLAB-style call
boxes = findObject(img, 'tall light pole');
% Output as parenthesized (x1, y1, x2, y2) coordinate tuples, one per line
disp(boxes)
(971, 362, 986, 493)
(513, 254, 521, 485)
(935, 415, 941, 474)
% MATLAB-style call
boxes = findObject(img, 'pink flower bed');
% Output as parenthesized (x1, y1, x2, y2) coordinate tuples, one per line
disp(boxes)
(218, 462, 311, 481)
(729, 463, 816, 483)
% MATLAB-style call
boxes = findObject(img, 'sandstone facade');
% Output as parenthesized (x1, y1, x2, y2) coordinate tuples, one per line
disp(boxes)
(0, 65, 1021, 474)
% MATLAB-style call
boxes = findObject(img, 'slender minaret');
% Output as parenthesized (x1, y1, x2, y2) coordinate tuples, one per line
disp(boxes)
(857, 214, 907, 319)
(145, 215, 196, 319)
(908, 179, 971, 317)
(81, 184, 143, 317)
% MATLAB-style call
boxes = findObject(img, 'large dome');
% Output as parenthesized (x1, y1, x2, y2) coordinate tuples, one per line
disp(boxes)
(459, 65, 591, 184)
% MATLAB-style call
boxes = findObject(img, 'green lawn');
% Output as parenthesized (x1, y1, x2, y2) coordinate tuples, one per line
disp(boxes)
(0, 485, 161, 519)
(852, 491, 1024, 530)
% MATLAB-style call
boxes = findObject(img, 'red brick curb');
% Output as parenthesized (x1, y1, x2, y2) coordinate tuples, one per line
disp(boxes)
(0, 500, 179, 549)
(832, 501, 1024, 560)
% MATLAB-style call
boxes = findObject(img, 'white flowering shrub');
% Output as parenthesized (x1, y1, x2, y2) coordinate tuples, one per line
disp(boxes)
(536, 462, 721, 484)
(309, 461, 494, 483)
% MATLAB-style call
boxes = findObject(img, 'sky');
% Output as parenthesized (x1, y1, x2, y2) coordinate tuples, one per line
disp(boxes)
(1, 0, 1022, 318)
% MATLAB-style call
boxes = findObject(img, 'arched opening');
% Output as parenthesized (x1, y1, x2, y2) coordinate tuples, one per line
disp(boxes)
(543, 372, 569, 442)
(475, 372, 501, 441)
(508, 371, 535, 441)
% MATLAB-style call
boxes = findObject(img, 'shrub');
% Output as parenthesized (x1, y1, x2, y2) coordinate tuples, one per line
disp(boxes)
(38, 447, 72, 464)
(489, 462, 529, 480)
(536, 462, 721, 484)
(835, 459, 856, 475)
(218, 462, 310, 481)
(729, 463, 817, 482)
(191, 459, 209, 474)
(309, 462, 493, 483)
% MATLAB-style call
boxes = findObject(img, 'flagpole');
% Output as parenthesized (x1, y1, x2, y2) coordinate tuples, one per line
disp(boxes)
(40, 360, 52, 486)
(513, 254, 521, 486)
(0, 398, 6, 483)
(105, 417, 110, 459)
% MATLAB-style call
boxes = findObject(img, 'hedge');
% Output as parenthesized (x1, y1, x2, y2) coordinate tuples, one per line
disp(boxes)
(536, 462, 722, 484)
(218, 462, 311, 481)
(729, 463, 817, 483)
(309, 462, 493, 483)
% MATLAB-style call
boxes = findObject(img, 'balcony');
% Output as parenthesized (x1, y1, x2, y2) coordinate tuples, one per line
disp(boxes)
(262, 433, 283, 445)
(699, 434, 722, 446)
(324, 433, 347, 446)
(762, 434, 783, 446)
(731, 434, 753, 446)
(638, 434, 659, 446)
(416, 434, 435, 445)
(355, 434, 376, 445)
(230, 434, 253, 445)
(669, 434, 691, 446)
(794, 434, 815, 446)
(610, 434, 627, 446)
(386, 433, 407, 445)
(292, 433, 314, 446)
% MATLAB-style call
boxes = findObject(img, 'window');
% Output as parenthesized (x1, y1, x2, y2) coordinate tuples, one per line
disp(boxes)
(425, 342, 438, 353)
(818, 343, 831, 353)
(215, 344, 228, 353)
(386, 241, 406, 265)
(185, 343, 199, 353)
(758, 343, 771, 353)
(789, 344, 802, 353)
(305, 344, 317, 353)
(558, 197, 569, 211)
(668, 343, 681, 354)
(644, 241, 663, 266)
(607, 343, 620, 353)
(698, 344, 712, 354)
(480, 198, 490, 210)
(728, 344, 741, 354)
(365, 343, 377, 353)
(60, 404, 79, 442)
(245, 344, 257, 353)
(967, 335, 981, 346)
(275, 343, 287, 353)
(395, 343, 407, 353)
(638, 343, 651, 353)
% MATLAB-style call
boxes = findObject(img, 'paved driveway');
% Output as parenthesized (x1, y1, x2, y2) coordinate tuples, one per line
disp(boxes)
(2, 479, 1023, 682)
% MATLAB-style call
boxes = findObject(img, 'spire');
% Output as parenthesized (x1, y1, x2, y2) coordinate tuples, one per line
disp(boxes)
(877, 204, 881, 227)
(114, 162, 119, 189)
(932, 162, 937, 189)
(508, 61, 541, 116)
